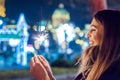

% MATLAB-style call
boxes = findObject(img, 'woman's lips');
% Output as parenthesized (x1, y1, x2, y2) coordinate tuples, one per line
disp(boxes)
(89, 41, 94, 46)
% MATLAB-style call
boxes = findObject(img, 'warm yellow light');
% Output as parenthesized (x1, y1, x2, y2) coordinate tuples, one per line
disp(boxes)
(0, 0, 6, 17)
(75, 39, 84, 45)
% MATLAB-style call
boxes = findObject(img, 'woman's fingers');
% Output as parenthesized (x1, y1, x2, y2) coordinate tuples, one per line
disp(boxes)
(30, 55, 53, 80)
(39, 55, 48, 62)
(34, 54, 40, 63)
(30, 57, 35, 66)
(38, 55, 52, 72)
(30, 57, 35, 73)
(30, 55, 52, 80)
(30, 55, 43, 72)
(38, 56, 43, 63)
(40, 55, 46, 60)
(38, 55, 49, 66)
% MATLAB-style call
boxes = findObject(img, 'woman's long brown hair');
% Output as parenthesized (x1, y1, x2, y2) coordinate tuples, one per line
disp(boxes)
(78, 10, 120, 80)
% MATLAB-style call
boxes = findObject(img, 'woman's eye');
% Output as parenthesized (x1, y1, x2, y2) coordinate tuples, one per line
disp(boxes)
(90, 28, 96, 32)
(91, 29, 96, 31)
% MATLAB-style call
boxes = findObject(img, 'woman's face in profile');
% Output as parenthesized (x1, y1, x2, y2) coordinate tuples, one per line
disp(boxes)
(87, 18, 104, 46)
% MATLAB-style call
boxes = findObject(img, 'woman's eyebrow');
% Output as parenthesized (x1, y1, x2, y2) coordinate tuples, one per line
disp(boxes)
(91, 25, 97, 28)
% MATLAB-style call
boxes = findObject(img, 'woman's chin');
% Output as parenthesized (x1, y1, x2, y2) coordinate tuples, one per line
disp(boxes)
(90, 44, 99, 47)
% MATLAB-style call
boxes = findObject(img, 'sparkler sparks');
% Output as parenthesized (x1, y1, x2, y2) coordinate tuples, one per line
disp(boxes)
(35, 31, 48, 44)
(33, 31, 48, 55)
(32, 21, 49, 55)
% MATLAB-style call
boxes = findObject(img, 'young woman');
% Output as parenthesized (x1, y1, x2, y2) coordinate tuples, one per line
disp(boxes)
(30, 10, 120, 80)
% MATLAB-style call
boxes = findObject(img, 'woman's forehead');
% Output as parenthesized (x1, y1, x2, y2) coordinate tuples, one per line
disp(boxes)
(91, 18, 103, 28)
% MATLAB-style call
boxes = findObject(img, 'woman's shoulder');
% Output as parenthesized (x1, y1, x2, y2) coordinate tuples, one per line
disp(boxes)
(99, 60, 120, 80)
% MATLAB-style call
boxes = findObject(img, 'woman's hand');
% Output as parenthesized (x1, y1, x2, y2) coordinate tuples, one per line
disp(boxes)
(30, 55, 50, 80)
(38, 55, 56, 80)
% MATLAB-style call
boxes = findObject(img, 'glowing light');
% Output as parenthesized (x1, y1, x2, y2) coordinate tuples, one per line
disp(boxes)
(75, 27, 81, 33)
(16, 13, 28, 32)
(59, 3, 64, 8)
(67, 48, 73, 54)
(34, 32, 48, 44)
(25, 45, 35, 52)
(40, 26, 45, 31)
(33, 31, 48, 55)
(0, 0, 6, 17)
(79, 32, 84, 37)
(44, 39, 49, 47)
(0, 19, 3, 25)
(75, 39, 84, 45)
(85, 24, 90, 30)
(33, 25, 37, 31)
(56, 23, 75, 45)
(9, 39, 20, 47)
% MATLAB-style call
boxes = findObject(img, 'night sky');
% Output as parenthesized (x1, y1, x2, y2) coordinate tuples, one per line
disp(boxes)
(5, 0, 54, 25)
(5, 0, 91, 28)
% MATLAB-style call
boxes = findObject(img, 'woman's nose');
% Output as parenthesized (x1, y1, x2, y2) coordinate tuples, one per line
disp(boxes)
(87, 31, 91, 38)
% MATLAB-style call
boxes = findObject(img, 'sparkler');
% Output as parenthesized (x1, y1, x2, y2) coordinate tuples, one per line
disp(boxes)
(32, 26, 48, 55)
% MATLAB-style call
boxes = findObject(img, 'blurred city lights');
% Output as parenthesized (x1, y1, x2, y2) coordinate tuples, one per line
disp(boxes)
(0, 19, 3, 25)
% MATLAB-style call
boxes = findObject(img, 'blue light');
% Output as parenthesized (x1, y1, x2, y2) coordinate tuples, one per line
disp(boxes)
(0, 19, 3, 25)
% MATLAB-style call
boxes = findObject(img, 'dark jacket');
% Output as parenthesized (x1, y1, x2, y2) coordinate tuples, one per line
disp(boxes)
(74, 60, 120, 80)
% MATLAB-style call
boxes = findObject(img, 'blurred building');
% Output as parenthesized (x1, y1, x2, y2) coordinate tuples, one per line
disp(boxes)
(0, 13, 30, 67)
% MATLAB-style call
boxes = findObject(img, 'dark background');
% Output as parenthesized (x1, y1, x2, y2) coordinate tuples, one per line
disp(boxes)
(5, 0, 93, 29)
